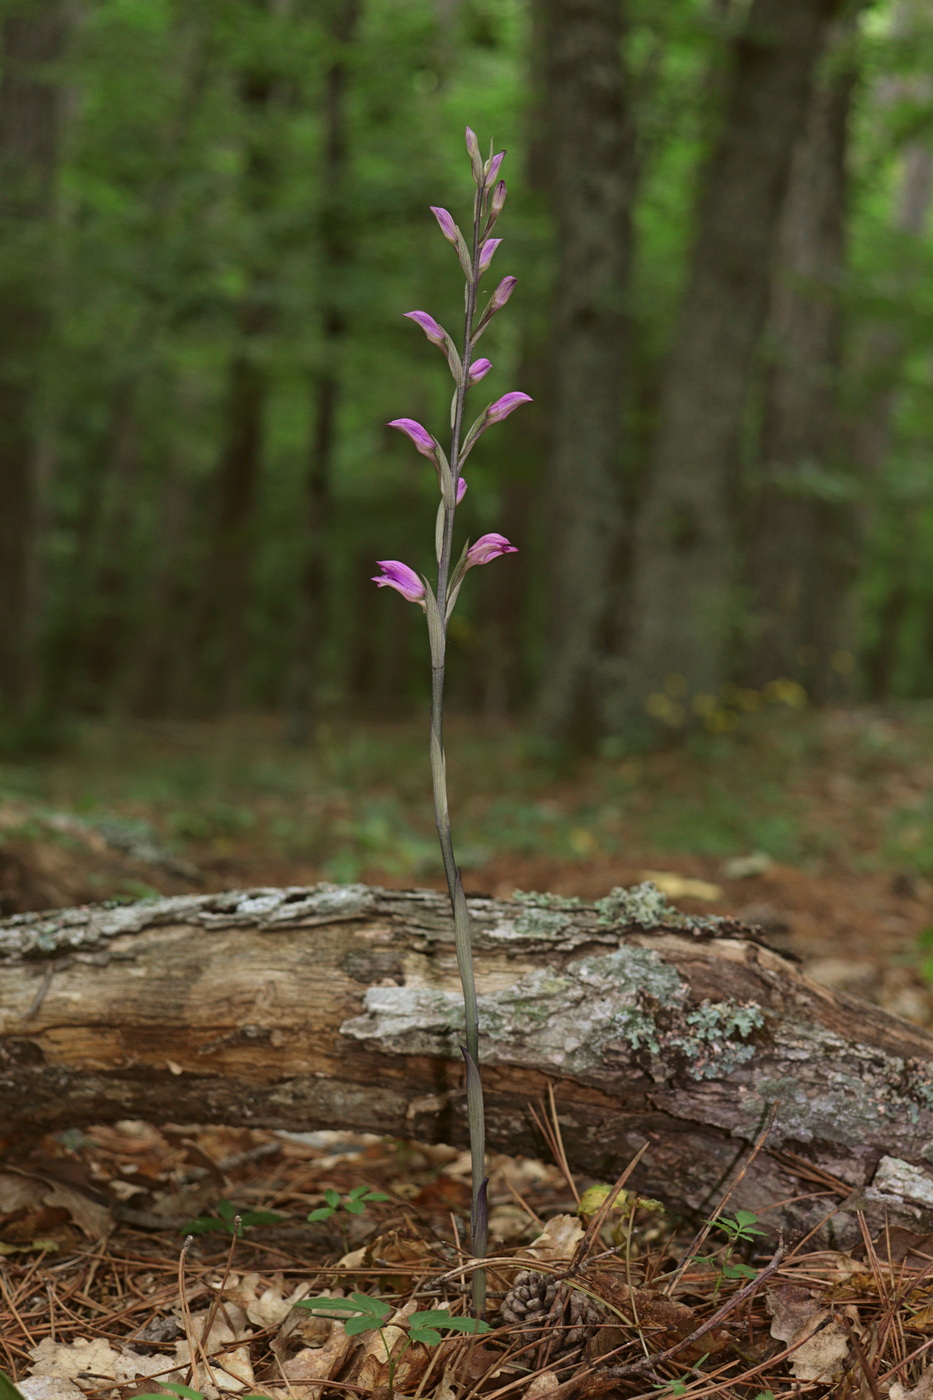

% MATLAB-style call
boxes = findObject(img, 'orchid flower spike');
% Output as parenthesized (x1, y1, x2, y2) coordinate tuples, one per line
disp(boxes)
(372, 560, 426, 604)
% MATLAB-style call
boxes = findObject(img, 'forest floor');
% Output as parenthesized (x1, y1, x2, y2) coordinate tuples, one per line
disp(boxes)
(4, 703, 933, 1398)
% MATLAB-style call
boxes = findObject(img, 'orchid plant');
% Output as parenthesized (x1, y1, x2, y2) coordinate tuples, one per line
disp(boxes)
(372, 129, 529, 1316)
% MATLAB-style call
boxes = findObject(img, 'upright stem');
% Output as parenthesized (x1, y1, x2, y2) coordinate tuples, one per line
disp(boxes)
(428, 181, 487, 1316)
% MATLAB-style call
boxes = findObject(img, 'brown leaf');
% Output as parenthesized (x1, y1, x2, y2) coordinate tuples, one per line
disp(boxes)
(766, 1283, 821, 1342)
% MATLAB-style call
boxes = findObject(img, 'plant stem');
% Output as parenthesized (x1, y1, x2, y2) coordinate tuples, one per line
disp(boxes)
(428, 179, 487, 1317)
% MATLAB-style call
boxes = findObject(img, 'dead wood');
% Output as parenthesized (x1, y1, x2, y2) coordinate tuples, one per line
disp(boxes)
(2, 881, 932, 1245)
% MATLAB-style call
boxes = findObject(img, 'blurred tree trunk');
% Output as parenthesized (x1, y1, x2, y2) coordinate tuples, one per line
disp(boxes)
(746, 28, 858, 703)
(534, 0, 633, 744)
(0, 0, 67, 716)
(48, 24, 210, 714)
(852, 5, 933, 697)
(286, 0, 361, 743)
(608, 0, 839, 733)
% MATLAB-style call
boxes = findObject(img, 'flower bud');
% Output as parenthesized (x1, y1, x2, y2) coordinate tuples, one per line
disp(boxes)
(404, 310, 446, 346)
(490, 180, 507, 221)
(488, 275, 517, 313)
(456, 476, 468, 503)
(465, 533, 518, 567)
(465, 127, 484, 184)
(388, 417, 438, 461)
(485, 391, 532, 424)
(477, 238, 501, 274)
(483, 150, 505, 189)
(430, 206, 458, 245)
(467, 358, 492, 385)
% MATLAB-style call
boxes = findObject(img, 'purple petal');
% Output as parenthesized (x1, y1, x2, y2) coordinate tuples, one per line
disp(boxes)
(372, 560, 426, 602)
(430, 206, 458, 245)
(488, 275, 517, 312)
(465, 533, 519, 567)
(490, 180, 507, 220)
(388, 417, 437, 459)
(478, 238, 501, 274)
(483, 151, 505, 188)
(485, 391, 532, 424)
(467, 357, 492, 385)
(456, 476, 468, 503)
(404, 310, 446, 346)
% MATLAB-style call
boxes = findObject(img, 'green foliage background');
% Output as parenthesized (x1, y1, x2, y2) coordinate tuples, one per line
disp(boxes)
(8, 0, 933, 726)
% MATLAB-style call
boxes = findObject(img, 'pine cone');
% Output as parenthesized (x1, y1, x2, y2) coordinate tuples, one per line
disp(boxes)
(500, 1269, 610, 1357)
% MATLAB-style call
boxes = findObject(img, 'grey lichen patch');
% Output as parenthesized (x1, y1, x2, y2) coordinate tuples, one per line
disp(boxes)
(872, 1156, 933, 1208)
(667, 999, 765, 1080)
(593, 883, 676, 928)
(343, 942, 769, 1083)
(342, 984, 465, 1057)
(0, 882, 379, 961)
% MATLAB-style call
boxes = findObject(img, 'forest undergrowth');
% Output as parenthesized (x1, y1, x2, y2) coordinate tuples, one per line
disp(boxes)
(4, 1101, 933, 1398)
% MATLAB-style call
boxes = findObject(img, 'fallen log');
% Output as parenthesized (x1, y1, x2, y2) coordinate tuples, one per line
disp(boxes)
(2, 881, 932, 1245)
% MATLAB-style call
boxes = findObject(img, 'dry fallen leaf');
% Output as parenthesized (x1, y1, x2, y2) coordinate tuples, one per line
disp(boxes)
(767, 1283, 821, 1342)
(788, 1315, 850, 1383)
(642, 871, 723, 901)
(15, 1379, 83, 1400)
(280, 1322, 354, 1400)
(891, 1364, 933, 1400)
(524, 1372, 560, 1398)
(523, 1213, 584, 1262)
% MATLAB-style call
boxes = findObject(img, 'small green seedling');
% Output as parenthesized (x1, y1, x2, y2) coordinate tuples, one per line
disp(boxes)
(297, 1294, 490, 1397)
(307, 1185, 389, 1222)
(693, 1211, 765, 1300)
(181, 1198, 283, 1236)
(707, 1209, 767, 1245)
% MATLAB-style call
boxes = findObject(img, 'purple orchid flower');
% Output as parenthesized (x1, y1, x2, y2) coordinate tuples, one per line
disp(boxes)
(467, 358, 492, 385)
(372, 560, 426, 603)
(388, 417, 438, 460)
(490, 180, 507, 221)
(430, 206, 459, 245)
(404, 310, 447, 346)
(465, 533, 519, 567)
(478, 239, 501, 274)
(457, 477, 468, 503)
(486, 391, 532, 424)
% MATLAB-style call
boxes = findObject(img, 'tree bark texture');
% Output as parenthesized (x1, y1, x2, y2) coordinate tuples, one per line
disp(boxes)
(747, 30, 858, 703)
(535, 0, 633, 743)
(3, 882, 933, 1248)
(286, 0, 361, 743)
(608, 0, 839, 731)
(191, 8, 283, 715)
(0, 0, 67, 712)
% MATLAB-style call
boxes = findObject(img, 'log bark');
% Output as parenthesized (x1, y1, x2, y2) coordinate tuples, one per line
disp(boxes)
(3, 882, 933, 1247)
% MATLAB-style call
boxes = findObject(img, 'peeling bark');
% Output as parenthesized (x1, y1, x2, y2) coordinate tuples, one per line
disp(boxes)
(2, 882, 933, 1246)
